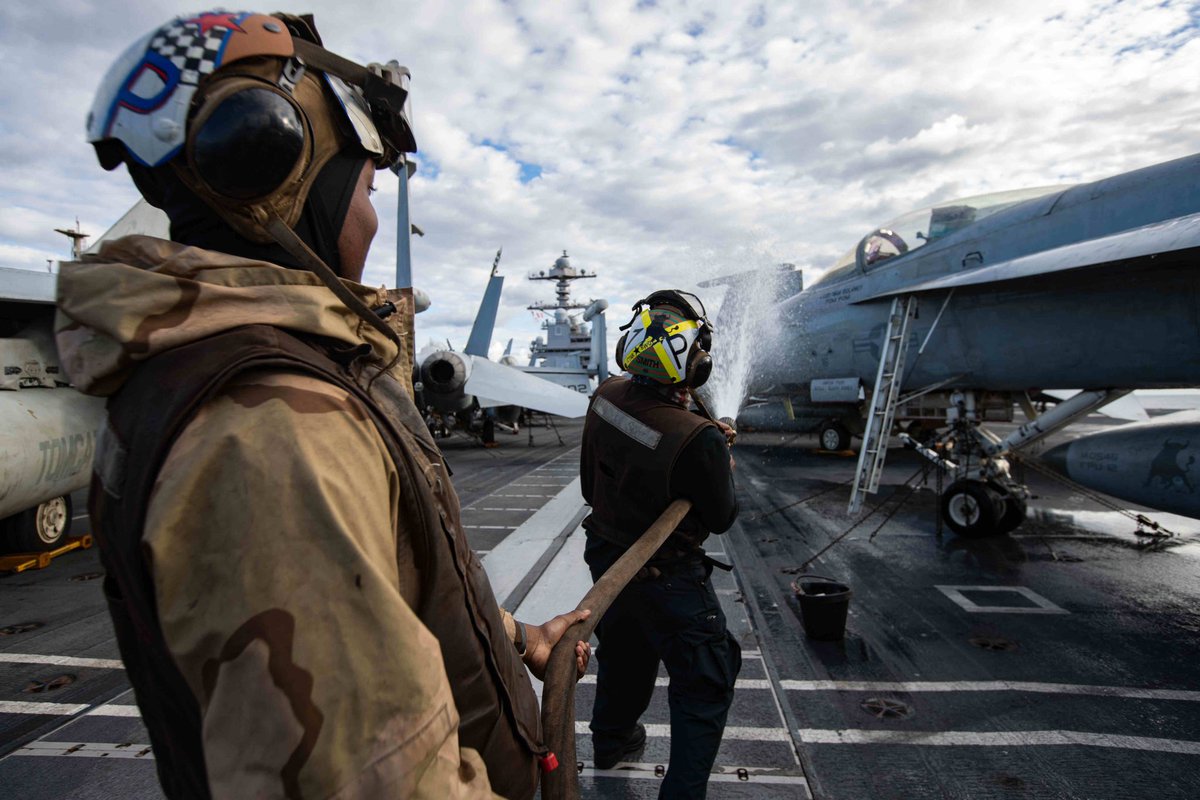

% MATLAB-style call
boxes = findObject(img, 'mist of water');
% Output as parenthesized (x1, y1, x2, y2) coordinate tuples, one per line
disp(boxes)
(698, 266, 791, 421)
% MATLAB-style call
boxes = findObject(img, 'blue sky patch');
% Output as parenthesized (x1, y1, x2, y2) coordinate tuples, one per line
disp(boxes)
(519, 161, 543, 183)
(414, 151, 441, 180)
(480, 138, 542, 182)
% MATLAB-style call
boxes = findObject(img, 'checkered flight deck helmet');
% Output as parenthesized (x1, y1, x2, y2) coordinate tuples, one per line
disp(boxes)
(615, 289, 714, 388)
(86, 10, 418, 348)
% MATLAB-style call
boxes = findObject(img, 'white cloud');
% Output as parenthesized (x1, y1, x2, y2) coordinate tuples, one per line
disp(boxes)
(2, 0, 1198, 361)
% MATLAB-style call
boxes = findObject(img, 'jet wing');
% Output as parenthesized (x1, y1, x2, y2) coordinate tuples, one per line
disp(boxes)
(857, 211, 1200, 303)
(0, 267, 57, 304)
(466, 355, 590, 417)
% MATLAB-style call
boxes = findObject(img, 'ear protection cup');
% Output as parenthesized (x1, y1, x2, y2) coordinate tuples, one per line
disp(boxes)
(169, 60, 346, 244)
(686, 349, 713, 389)
(696, 322, 712, 354)
(614, 331, 628, 371)
(189, 84, 306, 200)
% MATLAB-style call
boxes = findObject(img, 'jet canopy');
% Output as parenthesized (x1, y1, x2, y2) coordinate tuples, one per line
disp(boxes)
(818, 185, 1067, 285)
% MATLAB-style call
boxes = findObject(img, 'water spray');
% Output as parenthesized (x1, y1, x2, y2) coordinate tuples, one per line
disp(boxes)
(690, 389, 737, 446)
(697, 264, 796, 423)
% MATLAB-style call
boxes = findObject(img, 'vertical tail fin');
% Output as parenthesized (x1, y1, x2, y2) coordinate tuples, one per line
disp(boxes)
(465, 248, 504, 357)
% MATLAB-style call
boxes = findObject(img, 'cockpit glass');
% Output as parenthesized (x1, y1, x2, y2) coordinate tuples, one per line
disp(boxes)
(818, 185, 1068, 284)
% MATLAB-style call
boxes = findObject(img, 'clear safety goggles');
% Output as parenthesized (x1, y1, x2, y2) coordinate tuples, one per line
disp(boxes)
(295, 40, 417, 169)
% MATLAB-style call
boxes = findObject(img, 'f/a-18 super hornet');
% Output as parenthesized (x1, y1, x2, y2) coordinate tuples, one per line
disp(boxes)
(0, 266, 104, 552)
(416, 250, 589, 434)
(747, 152, 1200, 537)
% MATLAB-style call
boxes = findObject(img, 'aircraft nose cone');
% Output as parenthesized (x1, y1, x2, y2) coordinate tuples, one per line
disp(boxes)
(1040, 441, 1071, 476)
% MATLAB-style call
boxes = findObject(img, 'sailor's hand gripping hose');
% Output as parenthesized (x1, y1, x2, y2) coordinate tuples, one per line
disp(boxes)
(539, 498, 694, 800)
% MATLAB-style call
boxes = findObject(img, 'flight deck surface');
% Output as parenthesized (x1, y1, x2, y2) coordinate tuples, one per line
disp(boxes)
(2, 417, 1198, 798)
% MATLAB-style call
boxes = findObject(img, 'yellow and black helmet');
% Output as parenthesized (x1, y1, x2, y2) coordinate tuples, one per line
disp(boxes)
(615, 289, 713, 388)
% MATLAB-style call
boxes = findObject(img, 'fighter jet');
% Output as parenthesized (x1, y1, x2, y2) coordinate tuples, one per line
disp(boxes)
(746, 152, 1200, 537)
(415, 251, 589, 432)
(1, 202, 438, 554)
(0, 267, 104, 552)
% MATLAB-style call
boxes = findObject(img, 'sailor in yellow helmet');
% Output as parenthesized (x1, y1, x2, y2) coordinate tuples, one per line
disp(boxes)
(579, 289, 740, 798)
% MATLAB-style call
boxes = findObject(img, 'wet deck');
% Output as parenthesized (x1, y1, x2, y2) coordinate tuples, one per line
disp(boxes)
(2, 416, 1199, 798)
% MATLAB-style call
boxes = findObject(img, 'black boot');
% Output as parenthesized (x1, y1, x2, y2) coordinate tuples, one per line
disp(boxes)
(593, 723, 647, 770)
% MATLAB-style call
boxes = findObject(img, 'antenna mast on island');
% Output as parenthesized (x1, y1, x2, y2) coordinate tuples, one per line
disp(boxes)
(527, 250, 595, 312)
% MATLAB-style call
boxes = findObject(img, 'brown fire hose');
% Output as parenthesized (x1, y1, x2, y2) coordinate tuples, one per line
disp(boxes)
(539, 498, 693, 800)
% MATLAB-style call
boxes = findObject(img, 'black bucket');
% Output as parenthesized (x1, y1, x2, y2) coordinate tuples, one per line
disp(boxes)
(792, 574, 852, 640)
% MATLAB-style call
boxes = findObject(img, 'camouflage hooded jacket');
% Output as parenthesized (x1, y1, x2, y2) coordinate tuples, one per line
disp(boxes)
(55, 236, 536, 799)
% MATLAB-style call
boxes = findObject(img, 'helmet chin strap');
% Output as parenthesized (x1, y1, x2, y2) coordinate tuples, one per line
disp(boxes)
(263, 214, 403, 383)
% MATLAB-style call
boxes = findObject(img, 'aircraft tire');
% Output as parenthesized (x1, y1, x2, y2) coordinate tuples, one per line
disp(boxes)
(818, 421, 851, 452)
(988, 483, 1028, 534)
(1, 495, 73, 553)
(940, 480, 1004, 538)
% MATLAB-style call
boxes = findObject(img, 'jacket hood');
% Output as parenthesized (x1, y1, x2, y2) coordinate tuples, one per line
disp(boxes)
(55, 235, 411, 396)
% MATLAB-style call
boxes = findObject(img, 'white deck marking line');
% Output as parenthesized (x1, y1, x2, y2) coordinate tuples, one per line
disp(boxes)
(20, 733, 1199, 761)
(88, 704, 142, 717)
(463, 525, 514, 530)
(935, 585, 1069, 614)
(779, 680, 1200, 702)
(574, 722, 789, 742)
(796, 729, 1200, 754)
(490, 493, 555, 498)
(0, 653, 125, 670)
(0, 701, 141, 718)
(8, 742, 813, 781)
(471, 507, 538, 512)
(578, 675, 772, 690)
(11, 741, 155, 759)
(581, 765, 810, 790)
(508, 483, 570, 488)
(0, 701, 90, 716)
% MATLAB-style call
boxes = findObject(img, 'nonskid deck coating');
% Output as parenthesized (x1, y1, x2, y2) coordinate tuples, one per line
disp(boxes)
(2, 417, 1199, 798)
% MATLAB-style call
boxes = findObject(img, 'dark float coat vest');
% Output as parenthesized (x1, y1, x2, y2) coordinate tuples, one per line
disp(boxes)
(90, 324, 544, 800)
(580, 376, 716, 554)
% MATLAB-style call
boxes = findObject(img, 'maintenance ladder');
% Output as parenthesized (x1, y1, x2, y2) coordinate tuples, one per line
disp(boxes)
(848, 295, 917, 514)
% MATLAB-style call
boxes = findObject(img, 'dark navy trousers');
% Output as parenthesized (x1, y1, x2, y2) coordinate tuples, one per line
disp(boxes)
(585, 535, 741, 799)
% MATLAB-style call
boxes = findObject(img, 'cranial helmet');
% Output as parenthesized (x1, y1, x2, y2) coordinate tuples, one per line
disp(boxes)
(87, 10, 415, 244)
(86, 10, 419, 353)
(615, 289, 714, 388)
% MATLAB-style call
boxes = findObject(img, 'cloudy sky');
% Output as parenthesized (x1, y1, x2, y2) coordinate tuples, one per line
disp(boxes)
(2, 0, 1198, 362)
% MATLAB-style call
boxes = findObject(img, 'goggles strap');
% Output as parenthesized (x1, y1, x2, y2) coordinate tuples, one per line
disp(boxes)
(292, 39, 411, 136)
(292, 39, 378, 90)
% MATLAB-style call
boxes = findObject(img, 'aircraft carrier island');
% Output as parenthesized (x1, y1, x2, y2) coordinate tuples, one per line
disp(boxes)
(1, 413, 1198, 799)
